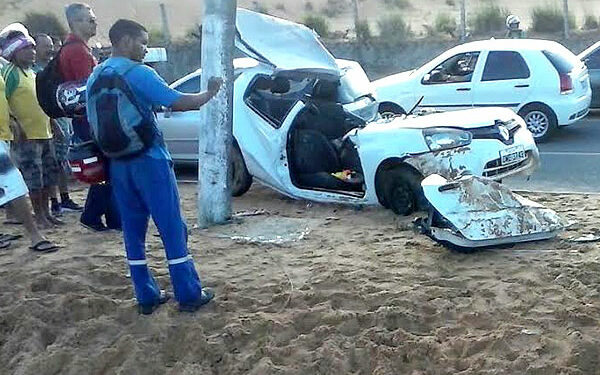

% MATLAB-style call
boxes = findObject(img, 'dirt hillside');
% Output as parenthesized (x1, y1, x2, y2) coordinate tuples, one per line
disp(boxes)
(3, 0, 600, 43)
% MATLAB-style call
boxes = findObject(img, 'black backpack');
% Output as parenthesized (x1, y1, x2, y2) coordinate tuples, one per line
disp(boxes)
(35, 42, 77, 118)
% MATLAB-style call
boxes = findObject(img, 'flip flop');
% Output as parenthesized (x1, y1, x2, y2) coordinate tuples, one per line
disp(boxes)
(3, 220, 23, 225)
(29, 240, 59, 253)
(0, 240, 10, 250)
(0, 234, 22, 242)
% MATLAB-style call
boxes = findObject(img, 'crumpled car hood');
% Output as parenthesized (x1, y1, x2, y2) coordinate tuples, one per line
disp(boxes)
(421, 174, 565, 248)
(235, 8, 340, 79)
(362, 107, 520, 136)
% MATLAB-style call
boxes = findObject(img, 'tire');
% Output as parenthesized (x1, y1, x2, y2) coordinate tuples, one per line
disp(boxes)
(518, 104, 557, 142)
(230, 143, 252, 197)
(381, 167, 422, 216)
(378, 102, 405, 119)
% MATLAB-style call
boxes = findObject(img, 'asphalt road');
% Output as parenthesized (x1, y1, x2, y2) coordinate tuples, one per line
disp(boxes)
(175, 112, 600, 194)
(506, 111, 600, 193)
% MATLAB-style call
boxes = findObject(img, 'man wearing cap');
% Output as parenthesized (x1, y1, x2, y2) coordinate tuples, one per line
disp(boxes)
(1, 31, 61, 228)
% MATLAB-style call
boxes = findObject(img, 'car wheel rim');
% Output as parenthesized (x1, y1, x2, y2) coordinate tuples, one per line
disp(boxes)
(524, 111, 549, 138)
(381, 111, 397, 120)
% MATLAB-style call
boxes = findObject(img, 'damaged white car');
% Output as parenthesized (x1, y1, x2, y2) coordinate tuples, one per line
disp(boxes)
(158, 9, 540, 215)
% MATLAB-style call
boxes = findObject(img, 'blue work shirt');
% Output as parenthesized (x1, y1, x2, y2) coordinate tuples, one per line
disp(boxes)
(91, 56, 182, 160)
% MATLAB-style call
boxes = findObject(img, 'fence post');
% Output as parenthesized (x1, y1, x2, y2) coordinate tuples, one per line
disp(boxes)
(159, 3, 172, 44)
(562, 0, 569, 39)
(459, 0, 467, 41)
(198, 0, 236, 227)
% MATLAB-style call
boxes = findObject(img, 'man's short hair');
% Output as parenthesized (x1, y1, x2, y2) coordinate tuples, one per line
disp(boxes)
(65, 3, 92, 28)
(109, 19, 147, 45)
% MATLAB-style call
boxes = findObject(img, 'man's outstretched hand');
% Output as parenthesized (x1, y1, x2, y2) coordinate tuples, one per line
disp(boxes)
(208, 77, 223, 95)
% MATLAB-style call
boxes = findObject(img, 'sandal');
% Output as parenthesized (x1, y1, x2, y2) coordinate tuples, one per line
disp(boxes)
(0, 234, 22, 242)
(29, 240, 59, 253)
(0, 240, 10, 250)
(178, 288, 215, 312)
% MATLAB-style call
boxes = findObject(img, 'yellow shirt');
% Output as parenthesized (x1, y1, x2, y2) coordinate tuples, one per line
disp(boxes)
(0, 75, 11, 141)
(2, 64, 51, 140)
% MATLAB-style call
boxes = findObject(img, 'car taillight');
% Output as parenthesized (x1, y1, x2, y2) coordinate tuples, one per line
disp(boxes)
(560, 73, 573, 94)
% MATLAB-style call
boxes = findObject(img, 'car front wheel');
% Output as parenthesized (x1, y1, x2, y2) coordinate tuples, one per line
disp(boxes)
(381, 167, 422, 216)
(519, 104, 557, 142)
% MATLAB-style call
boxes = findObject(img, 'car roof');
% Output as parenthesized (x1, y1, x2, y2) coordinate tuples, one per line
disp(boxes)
(451, 38, 568, 53)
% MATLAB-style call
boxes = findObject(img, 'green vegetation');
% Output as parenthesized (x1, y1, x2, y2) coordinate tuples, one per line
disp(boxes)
(377, 13, 412, 43)
(531, 5, 576, 32)
(381, 0, 411, 9)
(355, 20, 372, 41)
(582, 14, 598, 30)
(470, 4, 510, 35)
(22, 12, 66, 40)
(434, 12, 457, 37)
(302, 14, 330, 37)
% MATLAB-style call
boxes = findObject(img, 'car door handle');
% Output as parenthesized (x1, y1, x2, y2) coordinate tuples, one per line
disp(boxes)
(514, 84, 530, 88)
(456, 88, 471, 91)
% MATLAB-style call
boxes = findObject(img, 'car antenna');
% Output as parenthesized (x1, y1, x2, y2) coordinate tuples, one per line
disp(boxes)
(407, 96, 425, 116)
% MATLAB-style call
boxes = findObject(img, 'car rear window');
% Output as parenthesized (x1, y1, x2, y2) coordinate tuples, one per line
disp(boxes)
(543, 50, 575, 74)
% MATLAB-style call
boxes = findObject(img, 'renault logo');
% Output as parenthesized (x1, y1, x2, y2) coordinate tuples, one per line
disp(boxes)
(498, 126, 510, 141)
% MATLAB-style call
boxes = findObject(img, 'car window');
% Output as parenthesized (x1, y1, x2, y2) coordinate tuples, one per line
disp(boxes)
(481, 51, 530, 81)
(422, 52, 480, 85)
(245, 75, 313, 128)
(584, 48, 600, 69)
(175, 76, 201, 93)
(543, 50, 575, 74)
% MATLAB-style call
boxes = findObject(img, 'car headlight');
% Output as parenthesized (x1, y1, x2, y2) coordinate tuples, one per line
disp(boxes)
(423, 128, 472, 152)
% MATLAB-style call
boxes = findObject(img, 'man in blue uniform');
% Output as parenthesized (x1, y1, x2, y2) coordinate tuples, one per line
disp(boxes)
(87, 19, 222, 314)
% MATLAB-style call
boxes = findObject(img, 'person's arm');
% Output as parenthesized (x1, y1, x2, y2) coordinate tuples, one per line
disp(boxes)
(50, 119, 66, 141)
(171, 77, 223, 112)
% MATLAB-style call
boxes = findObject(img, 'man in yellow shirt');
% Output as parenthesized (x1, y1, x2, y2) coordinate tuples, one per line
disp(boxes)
(0, 72, 58, 252)
(1, 31, 61, 228)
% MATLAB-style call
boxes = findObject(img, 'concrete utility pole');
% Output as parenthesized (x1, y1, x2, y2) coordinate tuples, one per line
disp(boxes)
(198, 0, 236, 227)
(159, 3, 172, 44)
(459, 0, 467, 42)
(352, 0, 360, 36)
(562, 0, 570, 40)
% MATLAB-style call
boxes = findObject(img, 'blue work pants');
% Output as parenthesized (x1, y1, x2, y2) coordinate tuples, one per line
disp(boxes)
(110, 155, 203, 306)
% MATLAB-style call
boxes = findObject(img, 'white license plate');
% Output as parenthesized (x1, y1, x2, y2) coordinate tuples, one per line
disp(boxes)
(500, 145, 526, 165)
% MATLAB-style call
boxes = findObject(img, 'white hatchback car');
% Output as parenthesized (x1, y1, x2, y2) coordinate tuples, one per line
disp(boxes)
(373, 39, 591, 141)
(157, 9, 539, 215)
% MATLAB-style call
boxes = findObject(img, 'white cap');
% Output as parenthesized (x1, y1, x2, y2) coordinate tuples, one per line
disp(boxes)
(506, 15, 521, 28)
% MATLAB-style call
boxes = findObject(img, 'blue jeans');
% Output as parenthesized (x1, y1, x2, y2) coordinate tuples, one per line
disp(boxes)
(110, 155, 204, 306)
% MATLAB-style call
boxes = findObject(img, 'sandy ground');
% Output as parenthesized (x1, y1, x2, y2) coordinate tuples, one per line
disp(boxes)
(1, 182, 600, 374)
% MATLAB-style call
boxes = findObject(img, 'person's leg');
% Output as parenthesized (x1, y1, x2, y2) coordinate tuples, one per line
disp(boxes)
(8, 196, 51, 248)
(135, 157, 206, 306)
(110, 159, 162, 306)
(80, 184, 107, 230)
(41, 140, 63, 225)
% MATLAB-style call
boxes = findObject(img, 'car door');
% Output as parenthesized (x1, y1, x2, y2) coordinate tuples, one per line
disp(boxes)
(417, 51, 481, 110)
(582, 47, 600, 108)
(156, 75, 201, 162)
(472, 50, 532, 111)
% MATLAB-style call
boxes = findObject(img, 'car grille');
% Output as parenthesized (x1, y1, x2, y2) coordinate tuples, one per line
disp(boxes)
(483, 151, 533, 178)
(469, 120, 521, 146)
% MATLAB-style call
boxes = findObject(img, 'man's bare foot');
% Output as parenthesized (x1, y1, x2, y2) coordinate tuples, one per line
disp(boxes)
(35, 217, 52, 229)
(46, 215, 65, 226)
